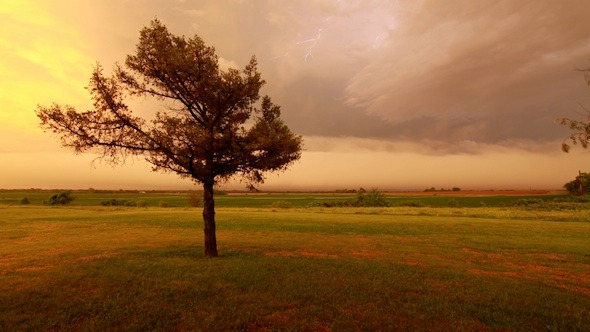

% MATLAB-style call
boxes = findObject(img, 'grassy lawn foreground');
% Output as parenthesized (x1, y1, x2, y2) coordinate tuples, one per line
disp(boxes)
(1, 206, 589, 330)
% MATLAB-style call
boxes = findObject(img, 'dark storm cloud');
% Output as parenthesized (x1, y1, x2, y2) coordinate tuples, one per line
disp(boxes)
(341, 1, 590, 145)
(217, 1, 588, 148)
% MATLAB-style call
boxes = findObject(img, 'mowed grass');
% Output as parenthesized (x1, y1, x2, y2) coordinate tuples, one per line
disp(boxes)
(1, 206, 589, 331)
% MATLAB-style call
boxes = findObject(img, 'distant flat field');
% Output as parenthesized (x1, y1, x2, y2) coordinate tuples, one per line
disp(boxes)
(0, 205, 589, 330)
(0, 189, 571, 208)
(386, 189, 556, 196)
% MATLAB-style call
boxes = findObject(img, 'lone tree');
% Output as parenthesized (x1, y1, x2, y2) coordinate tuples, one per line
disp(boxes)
(36, 20, 303, 257)
(559, 66, 590, 152)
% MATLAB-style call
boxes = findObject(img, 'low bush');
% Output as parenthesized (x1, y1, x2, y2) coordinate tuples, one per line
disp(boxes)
(398, 200, 424, 207)
(19, 197, 30, 205)
(308, 201, 344, 208)
(355, 188, 390, 207)
(505, 198, 544, 207)
(158, 201, 169, 208)
(48, 191, 75, 205)
(501, 197, 590, 211)
(552, 196, 590, 203)
(101, 199, 137, 207)
(308, 188, 390, 208)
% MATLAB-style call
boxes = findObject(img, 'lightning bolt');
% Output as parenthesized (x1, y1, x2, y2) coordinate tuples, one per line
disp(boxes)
(296, 16, 332, 62)
(271, 0, 398, 63)
(297, 28, 322, 62)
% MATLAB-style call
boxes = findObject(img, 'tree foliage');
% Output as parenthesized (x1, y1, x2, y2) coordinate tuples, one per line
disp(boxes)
(559, 67, 590, 152)
(36, 20, 302, 257)
(559, 116, 590, 152)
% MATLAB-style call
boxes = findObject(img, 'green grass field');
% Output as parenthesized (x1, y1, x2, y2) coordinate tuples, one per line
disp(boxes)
(1, 204, 589, 330)
(0, 189, 576, 208)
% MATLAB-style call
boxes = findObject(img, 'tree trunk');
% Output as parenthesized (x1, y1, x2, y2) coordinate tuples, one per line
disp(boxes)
(202, 180, 218, 257)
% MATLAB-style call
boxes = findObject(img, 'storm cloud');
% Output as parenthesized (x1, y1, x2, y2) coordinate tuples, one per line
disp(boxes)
(36, 0, 590, 149)
(137, 0, 590, 152)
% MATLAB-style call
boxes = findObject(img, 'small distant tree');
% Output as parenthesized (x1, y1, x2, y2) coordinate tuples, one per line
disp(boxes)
(564, 171, 590, 195)
(48, 191, 75, 205)
(36, 19, 302, 257)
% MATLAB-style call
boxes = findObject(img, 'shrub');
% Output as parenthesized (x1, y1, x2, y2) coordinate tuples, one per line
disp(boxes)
(19, 197, 30, 205)
(158, 201, 169, 208)
(306, 188, 390, 208)
(308, 200, 353, 208)
(354, 188, 390, 207)
(507, 198, 544, 207)
(553, 196, 590, 203)
(100, 199, 137, 207)
(495, 197, 590, 211)
(48, 191, 75, 205)
(137, 200, 148, 207)
(308, 201, 333, 207)
(399, 200, 424, 207)
(187, 191, 203, 207)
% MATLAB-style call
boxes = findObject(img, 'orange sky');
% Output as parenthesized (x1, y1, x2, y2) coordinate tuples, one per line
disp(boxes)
(1, 0, 590, 191)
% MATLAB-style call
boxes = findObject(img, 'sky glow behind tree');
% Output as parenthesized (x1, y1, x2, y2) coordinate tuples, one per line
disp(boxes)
(1, 0, 590, 190)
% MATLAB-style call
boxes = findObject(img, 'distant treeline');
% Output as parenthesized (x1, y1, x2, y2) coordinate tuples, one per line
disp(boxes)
(334, 189, 361, 193)
(0, 188, 230, 196)
(0, 188, 197, 194)
(424, 187, 462, 192)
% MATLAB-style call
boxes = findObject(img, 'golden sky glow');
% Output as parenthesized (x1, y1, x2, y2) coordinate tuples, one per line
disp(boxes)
(2, 0, 590, 190)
